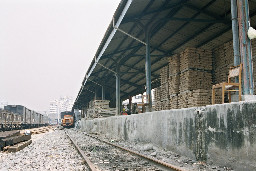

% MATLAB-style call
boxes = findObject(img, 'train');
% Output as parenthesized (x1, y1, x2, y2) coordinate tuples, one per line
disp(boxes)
(61, 111, 74, 128)
(0, 105, 49, 131)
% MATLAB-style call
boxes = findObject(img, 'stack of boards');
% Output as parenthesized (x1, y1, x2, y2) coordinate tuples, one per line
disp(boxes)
(154, 47, 213, 110)
(87, 100, 116, 118)
(0, 130, 31, 152)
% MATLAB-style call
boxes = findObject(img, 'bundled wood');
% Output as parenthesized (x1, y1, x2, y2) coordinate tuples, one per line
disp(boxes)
(161, 99, 170, 110)
(213, 41, 234, 84)
(169, 94, 179, 109)
(168, 75, 180, 94)
(180, 48, 212, 71)
(154, 87, 161, 101)
(154, 101, 162, 111)
(178, 89, 211, 109)
(168, 54, 180, 76)
(179, 69, 212, 92)
(160, 65, 169, 84)
(87, 100, 116, 118)
(161, 82, 169, 100)
(178, 91, 193, 109)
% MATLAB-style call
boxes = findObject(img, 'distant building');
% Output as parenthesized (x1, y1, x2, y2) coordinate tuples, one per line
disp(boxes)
(49, 96, 74, 124)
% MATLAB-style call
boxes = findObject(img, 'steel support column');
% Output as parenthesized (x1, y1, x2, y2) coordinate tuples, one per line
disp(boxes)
(116, 66, 121, 115)
(244, 0, 254, 94)
(102, 86, 104, 100)
(145, 30, 152, 111)
(231, 0, 240, 66)
(237, 0, 253, 95)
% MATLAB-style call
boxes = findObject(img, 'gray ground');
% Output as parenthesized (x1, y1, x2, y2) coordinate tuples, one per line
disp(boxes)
(0, 129, 86, 171)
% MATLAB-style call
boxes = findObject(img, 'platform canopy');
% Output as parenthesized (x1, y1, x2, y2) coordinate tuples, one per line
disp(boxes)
(73, 0, 256, 109)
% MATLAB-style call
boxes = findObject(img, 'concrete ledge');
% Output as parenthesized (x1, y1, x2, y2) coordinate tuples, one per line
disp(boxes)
(80, 101, 256, 170)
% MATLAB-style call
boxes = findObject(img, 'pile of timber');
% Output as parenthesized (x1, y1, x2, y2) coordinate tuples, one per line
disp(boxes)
(213, 41, 234, 84)
(180, 48, 212, 72)
(178, 89, 211, 109)
(0, 130, 31, 152)
(179, 69, 212, 92)
(168, 54, 180, 95)
(169, 94, 179, 109)
(155, 48, 213, 110)
(87, 100, 116, 118)
(178, 48, 212, 107)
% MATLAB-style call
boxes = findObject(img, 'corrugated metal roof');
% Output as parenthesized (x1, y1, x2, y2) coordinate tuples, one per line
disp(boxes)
(73, 0, 256, 109)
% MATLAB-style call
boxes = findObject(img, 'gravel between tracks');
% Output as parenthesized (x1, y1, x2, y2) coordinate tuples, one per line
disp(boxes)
(70, 128, 234, 171)
(0, 129, 87, 171)
(67, 129, 166, 171)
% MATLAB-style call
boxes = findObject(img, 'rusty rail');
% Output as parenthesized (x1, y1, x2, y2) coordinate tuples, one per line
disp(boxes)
(84, 133, 187, 171)
(65, 131, 101, 171)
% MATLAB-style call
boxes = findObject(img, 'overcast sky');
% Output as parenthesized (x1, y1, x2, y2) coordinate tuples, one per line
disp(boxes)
(0, 0, 120, 112)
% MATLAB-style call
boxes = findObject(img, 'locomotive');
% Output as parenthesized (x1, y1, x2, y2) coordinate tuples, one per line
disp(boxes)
(0, 105, 49, 131)
(61, 111, 74, 128)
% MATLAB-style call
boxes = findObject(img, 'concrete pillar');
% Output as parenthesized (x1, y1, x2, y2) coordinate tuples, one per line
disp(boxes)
(145, 30, 152, 111)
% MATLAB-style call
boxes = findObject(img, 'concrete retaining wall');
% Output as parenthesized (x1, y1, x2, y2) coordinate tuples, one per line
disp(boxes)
(80, 101, 256, 170)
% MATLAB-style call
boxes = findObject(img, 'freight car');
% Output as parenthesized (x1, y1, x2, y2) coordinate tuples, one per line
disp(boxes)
(1, 105, 49, 131)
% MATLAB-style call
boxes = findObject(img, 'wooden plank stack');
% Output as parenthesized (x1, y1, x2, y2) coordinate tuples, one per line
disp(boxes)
(180, 48, 212, 72)
(178, 89, 211, 109)
(179, 69, 212, 92)
(87, 100, 116, 118)
(155, 48, 213, 110)
(168, 54, 180, 95)
(178, 48, 212, 108)
(213, 41, 234, 84)
(169, 94, 179, 109)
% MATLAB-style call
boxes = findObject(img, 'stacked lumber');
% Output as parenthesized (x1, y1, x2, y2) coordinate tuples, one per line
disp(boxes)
(155, 101, 162, 111)
(213, 41, 234, 84)
(161, 83, 169, 100)
(169, 54, 180, 75)
(178, 48, 212, 107)
(160, 65, 169, 85)
(161, 99, 170, 110)
(168, 54, 180, 95)
(0, 130, 31, 152)
(178, 89, 211, 108)
(169, 94, 179, 109)
(154, 87, 161, 101)
(180, 48, 212, 72)
(87, 100, 116, 118)
(168, 75, 180, 95)
(178, 91, 193, 109)
(179, 69, 212, 92)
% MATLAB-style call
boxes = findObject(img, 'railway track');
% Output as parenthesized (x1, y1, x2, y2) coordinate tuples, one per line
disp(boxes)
(65, 130, 186, 171)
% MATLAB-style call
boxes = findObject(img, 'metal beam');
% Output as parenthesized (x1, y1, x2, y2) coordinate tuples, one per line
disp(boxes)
(122, 1, 189, 24)
(151, 0, 218, 54)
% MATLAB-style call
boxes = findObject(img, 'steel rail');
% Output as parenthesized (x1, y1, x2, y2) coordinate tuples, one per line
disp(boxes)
(84, 133, 187, 171)
(65, 131, 101, 171)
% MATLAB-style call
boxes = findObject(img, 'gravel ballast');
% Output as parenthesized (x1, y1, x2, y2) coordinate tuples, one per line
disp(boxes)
(0, 129, 87, 171)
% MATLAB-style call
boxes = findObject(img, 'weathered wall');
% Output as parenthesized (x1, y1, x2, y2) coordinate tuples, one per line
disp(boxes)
(80, 101, 256, 170)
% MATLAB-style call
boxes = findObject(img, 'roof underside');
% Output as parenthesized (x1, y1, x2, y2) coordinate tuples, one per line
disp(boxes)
(73, 0, 256, 109)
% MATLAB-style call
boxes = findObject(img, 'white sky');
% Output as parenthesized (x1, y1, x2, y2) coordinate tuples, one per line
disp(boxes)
(0, 0, 120, 112)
